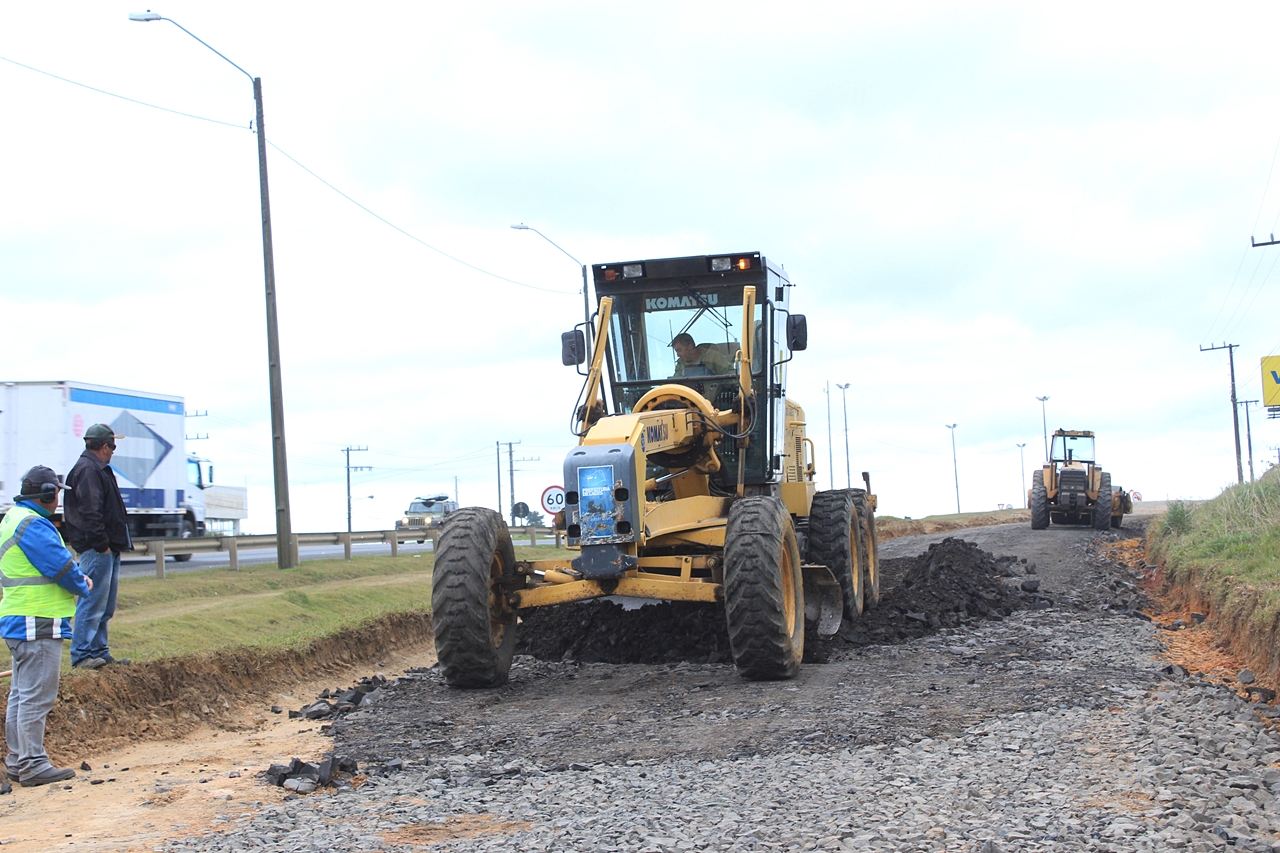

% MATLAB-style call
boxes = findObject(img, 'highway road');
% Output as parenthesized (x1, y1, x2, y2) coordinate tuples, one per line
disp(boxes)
(118, 532, 559, 579)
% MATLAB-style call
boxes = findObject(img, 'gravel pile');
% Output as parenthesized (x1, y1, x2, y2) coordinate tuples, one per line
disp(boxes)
(154, 607, 1280, 853)
(515, 537, 1037, 665)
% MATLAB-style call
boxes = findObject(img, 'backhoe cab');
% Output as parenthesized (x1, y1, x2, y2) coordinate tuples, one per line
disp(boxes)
(1029, 429, 1131, 531)
(431, 252, 881, 687)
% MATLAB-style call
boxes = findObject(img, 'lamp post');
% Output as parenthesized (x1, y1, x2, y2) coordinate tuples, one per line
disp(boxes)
(836, 383, 851, 488)
(1016, 442, 1027, 508)
(130, 11, 295, 568)
(1035, 396, 1050, 460)
(824, 381, 834, 490)
(511, 224, 591, 350)
(946, 424, 960, 514)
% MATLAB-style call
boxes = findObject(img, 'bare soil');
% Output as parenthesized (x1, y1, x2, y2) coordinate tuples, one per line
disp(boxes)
(4, 513, 1275, 852)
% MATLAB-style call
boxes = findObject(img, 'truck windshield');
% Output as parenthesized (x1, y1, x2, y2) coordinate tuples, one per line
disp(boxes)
(607, 287, 763, 412)
(1051, 434, 1095, 463)
(409, 501, 446, 516)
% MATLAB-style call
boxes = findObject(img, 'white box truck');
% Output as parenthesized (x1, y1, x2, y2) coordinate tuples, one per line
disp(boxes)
(0, 381, 247, 556)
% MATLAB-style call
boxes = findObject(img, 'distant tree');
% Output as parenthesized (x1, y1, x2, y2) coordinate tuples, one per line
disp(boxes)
(524, 510, 545, 527)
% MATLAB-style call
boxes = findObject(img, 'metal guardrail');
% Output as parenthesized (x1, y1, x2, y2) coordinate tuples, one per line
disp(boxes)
(127, 526, 565, 578)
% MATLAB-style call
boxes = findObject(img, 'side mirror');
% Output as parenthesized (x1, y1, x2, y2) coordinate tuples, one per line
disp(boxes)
(561, 330, 586, 366)
(787, 314, 808, 351)
(207, 465, 214, 485)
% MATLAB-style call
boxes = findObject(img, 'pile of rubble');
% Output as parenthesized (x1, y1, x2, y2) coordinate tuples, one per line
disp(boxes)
(263, 753, 360, 796)
(274, 674, 390, 721)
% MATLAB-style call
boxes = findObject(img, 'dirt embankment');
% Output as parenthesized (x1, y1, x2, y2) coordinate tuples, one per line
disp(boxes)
(1099, 535, 1280, 694)
(877, 510, 1030, 542)
(9, 611, 436, 762)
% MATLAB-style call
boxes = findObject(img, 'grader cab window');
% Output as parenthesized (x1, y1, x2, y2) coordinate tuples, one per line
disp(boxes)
(1051, 434, 1095, 464)
(607, 288, 763, 413)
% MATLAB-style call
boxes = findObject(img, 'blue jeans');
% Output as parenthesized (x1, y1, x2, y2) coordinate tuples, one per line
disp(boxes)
(70, 549, 120, 665)
(6, 637, 63, 781)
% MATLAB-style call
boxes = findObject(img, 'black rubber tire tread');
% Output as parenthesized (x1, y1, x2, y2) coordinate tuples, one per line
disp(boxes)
(852, 492, 879, 608)
(723, 496, 804, 681)
(174, 520, 195, 562)
(1093, 472, 1113, 531)
(431, 507, 518, 688)
(808, 490, 863, 620)
(1030, 476, 1049, 529)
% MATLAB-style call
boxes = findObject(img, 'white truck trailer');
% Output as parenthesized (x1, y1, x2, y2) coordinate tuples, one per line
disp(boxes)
(0, 381, 247, 555)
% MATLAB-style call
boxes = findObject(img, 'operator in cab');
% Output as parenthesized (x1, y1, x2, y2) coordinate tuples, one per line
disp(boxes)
(671, 333, 732, 378)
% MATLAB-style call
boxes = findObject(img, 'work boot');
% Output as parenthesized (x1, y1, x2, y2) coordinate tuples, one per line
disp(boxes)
(101, 655, 132, 666)
(20, 767, 75, 787)
(72, 658, 106, 670)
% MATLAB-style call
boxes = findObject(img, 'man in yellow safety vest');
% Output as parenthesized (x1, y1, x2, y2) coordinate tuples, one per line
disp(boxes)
(1, 466, 93, 787)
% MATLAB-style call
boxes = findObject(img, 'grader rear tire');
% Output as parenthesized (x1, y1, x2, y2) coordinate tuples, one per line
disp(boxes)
(724, 496, 804, 681)
(431, 508, 520, 688)
(808, 490, 863, 621)
(1093, 473, 1113, 531)
(1030, 478, 1049, 530)
(852, 491, 879, 608)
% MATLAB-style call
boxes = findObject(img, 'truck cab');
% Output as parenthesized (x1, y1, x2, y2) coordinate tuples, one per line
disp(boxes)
(396, 494, 458, 539)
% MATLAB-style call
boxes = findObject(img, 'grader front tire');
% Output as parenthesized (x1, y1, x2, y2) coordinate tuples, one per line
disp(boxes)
(808, 490, 863, 621)
(724, 497, 805, 681)
(431, 508, 520, 688)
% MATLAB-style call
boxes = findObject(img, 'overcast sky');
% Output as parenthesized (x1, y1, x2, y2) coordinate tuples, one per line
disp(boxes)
(4, 2, 1280, 532)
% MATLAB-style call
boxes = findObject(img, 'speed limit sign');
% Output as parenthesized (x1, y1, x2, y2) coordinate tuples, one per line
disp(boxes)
(541, 485, 566, 515)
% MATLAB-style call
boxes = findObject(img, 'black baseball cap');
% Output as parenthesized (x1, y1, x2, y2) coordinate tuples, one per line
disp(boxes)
(84, 423, 123, 443)
(14, 465, 72, 503)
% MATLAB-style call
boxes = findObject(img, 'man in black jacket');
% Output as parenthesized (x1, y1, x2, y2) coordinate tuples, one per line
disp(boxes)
(63, 423, 132, 670)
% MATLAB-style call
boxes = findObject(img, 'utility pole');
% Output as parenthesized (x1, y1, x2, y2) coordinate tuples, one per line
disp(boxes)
(824, 381, 834, 490)
(836, 383, 852, 488)
(500, 441, 538, 526)
(1200, 343, 1243, 484)
(1239, 399, 1259, 482)
(946, 424, 960, 514)
(496, 442, 503, 515)
(1035, 396, 1050, 460)
(1016, 443, 1027, 508)
(341, 446, 371, 533)
(454, 475, 459, 504)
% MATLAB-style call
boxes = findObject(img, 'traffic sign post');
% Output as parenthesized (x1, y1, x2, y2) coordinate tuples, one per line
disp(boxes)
(541, 485, 566, 516)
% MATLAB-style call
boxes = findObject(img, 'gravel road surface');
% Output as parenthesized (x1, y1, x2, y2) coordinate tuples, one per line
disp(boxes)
(155, 521, 1280, 853)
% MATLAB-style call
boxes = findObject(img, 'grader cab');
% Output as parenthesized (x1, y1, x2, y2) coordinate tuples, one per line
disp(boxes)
(1029, 429, 1131, 531)
(432, 252, 880, 686)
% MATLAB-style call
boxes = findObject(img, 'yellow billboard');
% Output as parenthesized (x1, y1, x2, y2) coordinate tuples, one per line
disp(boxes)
(1263, 356, 1280, 407)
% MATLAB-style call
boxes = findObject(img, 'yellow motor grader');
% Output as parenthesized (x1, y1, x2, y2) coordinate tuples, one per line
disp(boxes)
(1029, 429, 1132, 531)
(432, 252, 879, 686)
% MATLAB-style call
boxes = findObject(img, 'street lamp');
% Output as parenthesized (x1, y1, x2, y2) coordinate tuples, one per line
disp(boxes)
(823, 381, 834, 490)
(836, 383, 851, 488)
(946, 424, 960, 514)
(1016, 442, 1027, 508)
(131, 10, 295, 568)
(1035, 396, 1050, 461)
(511, 224, 592, 350)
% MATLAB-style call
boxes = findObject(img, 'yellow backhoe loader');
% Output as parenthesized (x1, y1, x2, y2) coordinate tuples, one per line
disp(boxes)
(1029, 429, 1132, 531)
(432, 252, 878, 686)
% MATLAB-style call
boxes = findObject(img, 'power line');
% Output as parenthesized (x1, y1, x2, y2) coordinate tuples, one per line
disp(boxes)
(0, 55, 572, 296)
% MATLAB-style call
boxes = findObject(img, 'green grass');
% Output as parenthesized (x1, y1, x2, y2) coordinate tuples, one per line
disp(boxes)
(76, 544, 572, 664)
(1148, 468, 1280, 632)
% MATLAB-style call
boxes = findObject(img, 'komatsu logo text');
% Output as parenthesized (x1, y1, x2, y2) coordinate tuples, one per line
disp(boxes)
(645, 294, 719, 309)
(645, 423, 670, 446)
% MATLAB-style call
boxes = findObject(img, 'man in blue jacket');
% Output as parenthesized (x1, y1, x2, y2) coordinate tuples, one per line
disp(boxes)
(1, 465, 93, 787)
